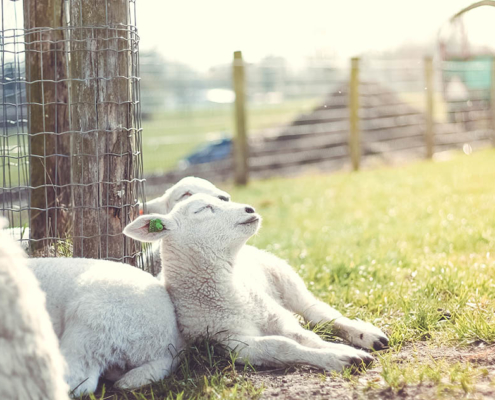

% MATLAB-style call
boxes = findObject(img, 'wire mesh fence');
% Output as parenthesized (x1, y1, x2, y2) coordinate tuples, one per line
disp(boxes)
(0, 0, 152, 269)
(141, 53, 495, 195)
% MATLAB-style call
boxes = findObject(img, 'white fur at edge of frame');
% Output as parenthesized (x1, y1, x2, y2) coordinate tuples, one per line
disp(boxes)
(145, 177, 389, 351)
(0, 218, 69, 400)
(125, 195, 382, 373)
(27, 257, 184, 397)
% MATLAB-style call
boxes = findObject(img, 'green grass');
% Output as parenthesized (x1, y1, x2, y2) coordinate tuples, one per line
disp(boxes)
(89, 149, 495, 399)
(81, 336, 264, 400)
(141, 98, 320, 173)
(230, 149, 495, 346)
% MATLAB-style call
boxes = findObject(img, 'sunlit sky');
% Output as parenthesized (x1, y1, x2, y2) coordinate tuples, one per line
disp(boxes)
(138, 0, 495, 70)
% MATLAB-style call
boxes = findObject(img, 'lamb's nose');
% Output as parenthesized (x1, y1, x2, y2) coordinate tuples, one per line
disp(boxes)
(245, 206, 255, 214)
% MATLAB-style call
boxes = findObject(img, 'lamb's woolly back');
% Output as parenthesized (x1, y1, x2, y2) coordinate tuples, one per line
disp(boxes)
(28, 256, 183, 396)
(0, 219, 69, 400)
(145, 176, 230, 215)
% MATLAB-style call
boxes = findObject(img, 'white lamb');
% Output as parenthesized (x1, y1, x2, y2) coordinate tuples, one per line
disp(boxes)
(27, 257, 184, 396)
(0, 218, 69, 400)
(124, 195, 384, 372)
(146, 177, 388, 351)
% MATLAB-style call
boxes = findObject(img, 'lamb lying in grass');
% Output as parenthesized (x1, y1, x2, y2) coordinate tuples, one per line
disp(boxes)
(146, 177, 388, 351)
(125, 195, 380, 372)
(0, 218, 69, 400)
(27, 258, 183, 396)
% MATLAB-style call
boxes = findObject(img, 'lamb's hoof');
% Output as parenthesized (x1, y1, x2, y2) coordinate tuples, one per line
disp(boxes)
(371, 335, 389, 351)
(333, 347, 374, 373)
(347, 350, 374, 371)
(344, 319, 389, 351)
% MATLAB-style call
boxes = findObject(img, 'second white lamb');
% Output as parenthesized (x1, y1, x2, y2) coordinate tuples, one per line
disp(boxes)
(27, 257, 183, 396)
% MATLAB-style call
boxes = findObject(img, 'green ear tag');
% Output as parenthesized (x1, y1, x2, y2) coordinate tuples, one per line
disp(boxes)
(149, 219, 164, 233)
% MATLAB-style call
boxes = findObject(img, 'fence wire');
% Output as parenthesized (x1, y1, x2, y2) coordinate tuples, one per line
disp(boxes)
(140, 53, 494, 193)
(0, 0, 153, 270)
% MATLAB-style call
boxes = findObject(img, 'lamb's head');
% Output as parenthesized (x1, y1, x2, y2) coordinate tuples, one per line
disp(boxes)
(125, 194, 260, 258)
(146, 177, 231, 214)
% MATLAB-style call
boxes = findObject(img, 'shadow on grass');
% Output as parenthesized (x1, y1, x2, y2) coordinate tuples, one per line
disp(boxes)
(79, 334, 264, 400)
(78, 323, 362, 400)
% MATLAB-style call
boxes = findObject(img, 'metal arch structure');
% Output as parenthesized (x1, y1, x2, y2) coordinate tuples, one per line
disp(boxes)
(449, 0, 495, 22)
(438, 0, 495, 60)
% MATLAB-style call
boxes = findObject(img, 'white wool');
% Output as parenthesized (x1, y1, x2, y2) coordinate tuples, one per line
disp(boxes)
(27, 257, 183, 397)
(4, 226, 30, 251)
(0, 218, 69, 400)
(147, 177, 388, 351)
(145, 177, 230, 275)
(125, 195, 388, 372)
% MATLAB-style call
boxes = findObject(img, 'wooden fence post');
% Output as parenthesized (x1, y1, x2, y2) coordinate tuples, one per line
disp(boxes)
(233, 51, 249, 185)
(23, 0, 71, 256)
(424, 56, 435, 159)
(349, 57, 360, 171)
(491, 57, 495, 147)
(70, 0, 138, 261)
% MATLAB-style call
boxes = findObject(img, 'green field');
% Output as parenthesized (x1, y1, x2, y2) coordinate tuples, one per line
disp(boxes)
(141, 98, 320, 174)
(83, 149, 495, 399)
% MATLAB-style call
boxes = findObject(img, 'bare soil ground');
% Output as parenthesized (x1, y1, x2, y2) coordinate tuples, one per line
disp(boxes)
(248, 344, 495, 400)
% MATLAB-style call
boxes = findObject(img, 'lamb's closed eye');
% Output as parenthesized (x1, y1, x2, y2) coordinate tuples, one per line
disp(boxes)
(178, 191, 193, 201)
(194, 205, 214, 214)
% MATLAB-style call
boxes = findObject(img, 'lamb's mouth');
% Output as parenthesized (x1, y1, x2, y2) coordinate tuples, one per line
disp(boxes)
(238, 216, 259, 225)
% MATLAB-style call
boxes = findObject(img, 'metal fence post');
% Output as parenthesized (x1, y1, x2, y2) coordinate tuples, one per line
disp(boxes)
(233, 51, 249, 185)
(349, 57, 361, 171)
(424, 56, 435, 159)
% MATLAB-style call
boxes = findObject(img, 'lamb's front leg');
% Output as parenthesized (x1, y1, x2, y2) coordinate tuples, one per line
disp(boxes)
(266, 257, 389, 350)
(225, 335, 373, 372)
(298, 299, 389, 351)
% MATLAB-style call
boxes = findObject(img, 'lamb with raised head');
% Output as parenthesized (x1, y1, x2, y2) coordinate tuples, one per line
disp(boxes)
(0, 218, 69, 400)
(125, 195, 381, 372)
(27, 257, 183, 396)
(146, 177, 388, 351)
(146, 177, 231, 275)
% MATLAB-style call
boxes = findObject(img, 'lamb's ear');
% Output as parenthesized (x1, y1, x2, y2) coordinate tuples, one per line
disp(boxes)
(123, 214, 175, 242)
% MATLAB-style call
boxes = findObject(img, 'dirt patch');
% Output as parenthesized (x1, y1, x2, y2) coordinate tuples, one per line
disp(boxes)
(248, 366, 352, 400)
(247, 343, 495, 399)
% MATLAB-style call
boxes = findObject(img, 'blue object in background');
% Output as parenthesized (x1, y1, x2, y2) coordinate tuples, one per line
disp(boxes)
(182, 138, 232, 167)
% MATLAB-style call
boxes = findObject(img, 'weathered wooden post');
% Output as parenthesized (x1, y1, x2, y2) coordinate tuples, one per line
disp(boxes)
(70, 0, 138, 261)
(23, 0, 71, 256)
(491, 57, 495, 147)
(349, 57, 361, 171)
(233, 51, 249, 185)
(424, 56, 435, 159)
